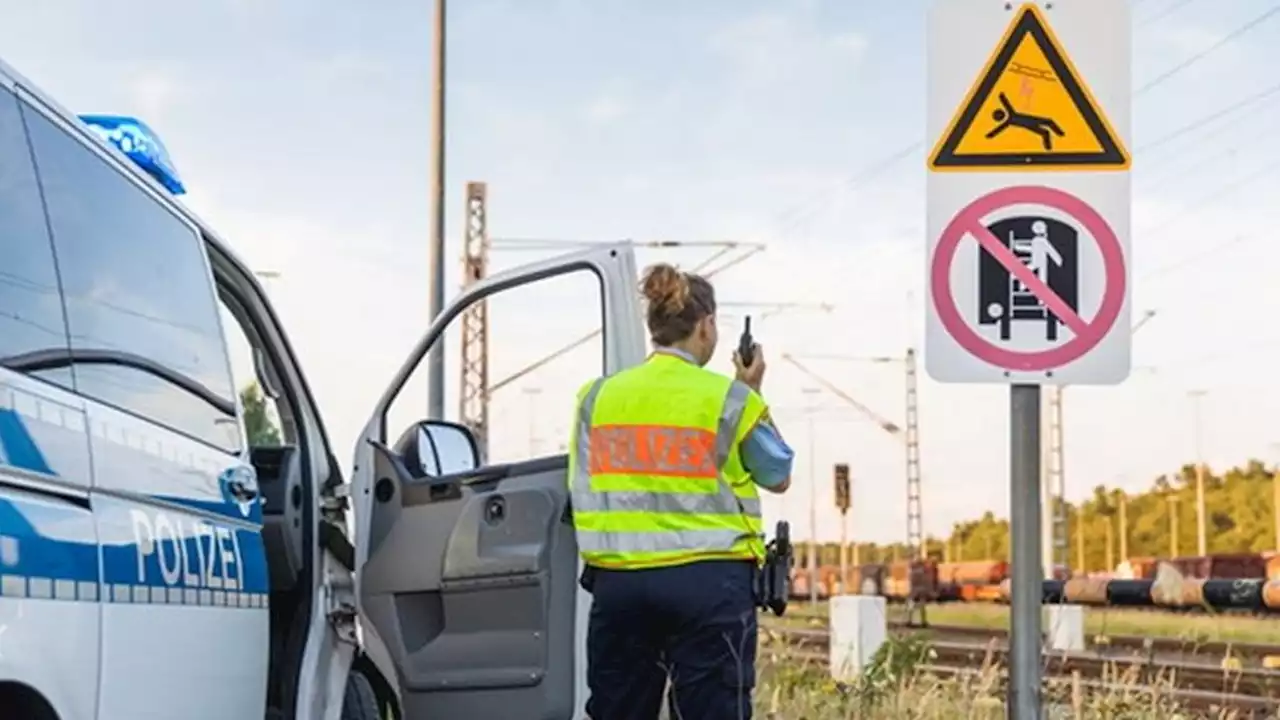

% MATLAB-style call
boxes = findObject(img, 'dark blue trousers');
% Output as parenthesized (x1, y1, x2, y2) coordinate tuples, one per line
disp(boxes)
(584, 559, 757, 720)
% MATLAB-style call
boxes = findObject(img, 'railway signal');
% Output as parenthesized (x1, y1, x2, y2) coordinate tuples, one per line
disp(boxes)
(833, 463, 851, 513)
(834, 463, 852, 593)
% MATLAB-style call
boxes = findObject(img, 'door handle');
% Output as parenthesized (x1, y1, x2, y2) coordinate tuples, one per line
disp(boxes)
(227, 478, 259, 502)
(459, 468, 510, 486)
(222, 466, 260, 505)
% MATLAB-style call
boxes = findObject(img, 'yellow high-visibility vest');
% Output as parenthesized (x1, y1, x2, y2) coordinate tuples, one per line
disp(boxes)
(567, 351, 769, 569)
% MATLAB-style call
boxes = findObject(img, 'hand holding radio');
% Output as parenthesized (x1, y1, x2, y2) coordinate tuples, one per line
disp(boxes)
(733, 316, 765, 391)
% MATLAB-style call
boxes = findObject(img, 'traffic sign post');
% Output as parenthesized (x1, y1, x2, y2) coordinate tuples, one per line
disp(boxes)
(926, 2, 1131, 717)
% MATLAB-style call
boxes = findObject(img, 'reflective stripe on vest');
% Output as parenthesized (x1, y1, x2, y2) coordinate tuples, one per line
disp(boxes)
(570, 375, 763, 564)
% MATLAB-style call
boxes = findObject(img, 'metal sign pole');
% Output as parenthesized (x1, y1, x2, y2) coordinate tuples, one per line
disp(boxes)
(1009, 383, 1042, 719)
(926, 2, 1131, 715)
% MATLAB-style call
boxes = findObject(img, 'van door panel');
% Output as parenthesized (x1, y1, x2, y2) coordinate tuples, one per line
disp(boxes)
(355, 246, 646, 719)
(86, 402, 269, 720)
(361, 457, 575, 716)
(0, 375, 100, 720)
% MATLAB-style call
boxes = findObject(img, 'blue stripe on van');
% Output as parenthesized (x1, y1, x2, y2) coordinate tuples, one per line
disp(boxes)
(0, 409, 54, 476)
(0, 496, 97, 584)
(0, 494, 270, 606)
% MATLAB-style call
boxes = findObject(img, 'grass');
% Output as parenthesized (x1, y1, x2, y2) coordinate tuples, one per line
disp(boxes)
(781, 601, 1280, 646)
(751, 632, 1240, 719)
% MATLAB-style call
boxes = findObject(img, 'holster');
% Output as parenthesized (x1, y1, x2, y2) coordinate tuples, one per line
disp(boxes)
(755, 520, 792, 616)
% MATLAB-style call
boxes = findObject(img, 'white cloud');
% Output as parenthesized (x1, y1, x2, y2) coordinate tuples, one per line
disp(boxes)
(306, 53, 391, 87)
(125, 71, 184, 125)
(709, 11, 869, 88)
(584, 92, 628, 125)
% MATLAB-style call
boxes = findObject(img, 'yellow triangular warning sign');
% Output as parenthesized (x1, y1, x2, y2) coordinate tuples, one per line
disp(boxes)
(928, 3, 1129, 172)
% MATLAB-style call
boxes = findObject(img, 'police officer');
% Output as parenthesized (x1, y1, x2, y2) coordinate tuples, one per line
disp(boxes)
(567, 263, 794, 720)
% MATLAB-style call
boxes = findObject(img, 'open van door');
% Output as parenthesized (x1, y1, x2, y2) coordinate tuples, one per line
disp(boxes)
(351, 244, 646, 719)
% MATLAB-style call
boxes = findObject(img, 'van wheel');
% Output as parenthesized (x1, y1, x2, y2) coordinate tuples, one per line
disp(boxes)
(341, 670, 381, 720)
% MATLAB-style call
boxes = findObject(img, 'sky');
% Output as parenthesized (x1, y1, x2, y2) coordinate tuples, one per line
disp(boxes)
(3, 0, 1280, 546)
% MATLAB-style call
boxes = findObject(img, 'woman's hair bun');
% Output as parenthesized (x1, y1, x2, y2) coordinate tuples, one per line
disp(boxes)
(641, 263, 690, 316)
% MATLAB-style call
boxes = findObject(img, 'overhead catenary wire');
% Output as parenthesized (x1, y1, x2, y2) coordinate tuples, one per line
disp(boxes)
(481, 130, 930, 397)
(733, 0, 1239, 259)
(794, 0, 1265, 252)
(1139, 154, 1280, 237)
(1137, 0, 1200, 26)
(1134, 3, 1280, 96)
(1136, 79, 1280, 157)
(1134, 88, 1280, 188)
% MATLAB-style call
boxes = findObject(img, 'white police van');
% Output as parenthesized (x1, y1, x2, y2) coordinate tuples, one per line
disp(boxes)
(0, 55, 649, 719)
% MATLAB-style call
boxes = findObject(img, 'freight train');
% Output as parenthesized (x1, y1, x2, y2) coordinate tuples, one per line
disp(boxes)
(789, 552, 1280, 603)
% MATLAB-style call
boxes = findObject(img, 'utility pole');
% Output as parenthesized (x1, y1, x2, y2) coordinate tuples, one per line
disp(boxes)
(1189, 389, 1208, 556)
(1271, 443, 1280, 553)
(804, 388, 821, 605)
(426, 0, 448, 421)
(1075, 506, 1086, 573)
(1042, 386, 1066, 579)
(904, 348, 924, 562)
(1118, 491, 1128, 561)
(459, 183, 490, 455)
(1103, 512, 1114, 572)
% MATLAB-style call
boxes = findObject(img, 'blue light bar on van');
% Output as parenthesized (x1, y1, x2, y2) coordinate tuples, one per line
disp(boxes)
(77, 114, 187, 196)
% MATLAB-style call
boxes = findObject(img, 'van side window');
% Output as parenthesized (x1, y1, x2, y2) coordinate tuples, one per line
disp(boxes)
(21, 103, 240, 452)
(218, 300, 288, 446)
(0, 87, 71, 384)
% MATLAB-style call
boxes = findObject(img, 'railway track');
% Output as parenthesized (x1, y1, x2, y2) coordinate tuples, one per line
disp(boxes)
(786, 595, 1280, 617)
(763, 623, 1280, 715)
(878, 621, 1280, 666)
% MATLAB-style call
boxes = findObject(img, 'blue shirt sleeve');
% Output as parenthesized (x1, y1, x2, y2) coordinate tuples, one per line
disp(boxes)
(740, 418, 794, 489)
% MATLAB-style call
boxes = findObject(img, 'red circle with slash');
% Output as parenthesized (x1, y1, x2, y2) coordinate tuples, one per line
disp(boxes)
(931, 185, 1126, 372)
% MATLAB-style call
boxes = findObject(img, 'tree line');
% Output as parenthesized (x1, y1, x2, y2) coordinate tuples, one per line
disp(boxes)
(794, 459, 1280, 571)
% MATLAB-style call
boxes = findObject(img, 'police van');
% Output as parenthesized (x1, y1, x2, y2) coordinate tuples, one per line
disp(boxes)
(0, 55, 648, 719)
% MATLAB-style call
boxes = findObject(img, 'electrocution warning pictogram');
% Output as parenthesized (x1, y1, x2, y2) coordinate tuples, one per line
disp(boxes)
(928, 2, 1130, 171)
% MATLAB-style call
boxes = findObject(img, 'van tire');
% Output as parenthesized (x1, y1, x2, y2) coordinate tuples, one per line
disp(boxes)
(341, 670, 381, 720)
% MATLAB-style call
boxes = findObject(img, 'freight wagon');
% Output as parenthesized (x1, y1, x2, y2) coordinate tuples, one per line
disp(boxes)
(789, 552, 1270, 605)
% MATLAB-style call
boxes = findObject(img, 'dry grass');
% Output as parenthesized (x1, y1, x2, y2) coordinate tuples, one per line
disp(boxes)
(751, 632, 1249, 719)
(784, 602, 1280, 646)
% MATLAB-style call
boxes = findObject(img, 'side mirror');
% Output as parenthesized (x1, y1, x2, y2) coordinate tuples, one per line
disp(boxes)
(408, 420, 480, 477)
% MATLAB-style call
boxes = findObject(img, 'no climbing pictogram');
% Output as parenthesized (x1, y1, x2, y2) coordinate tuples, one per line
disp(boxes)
(930, 185, 1126, 373)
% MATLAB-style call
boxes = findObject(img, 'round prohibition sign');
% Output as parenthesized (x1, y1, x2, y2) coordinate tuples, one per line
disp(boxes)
(931, 185, 1126, 372)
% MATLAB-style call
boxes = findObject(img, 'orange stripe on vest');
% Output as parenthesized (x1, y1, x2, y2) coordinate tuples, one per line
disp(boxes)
(588, 425, 718, 479)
